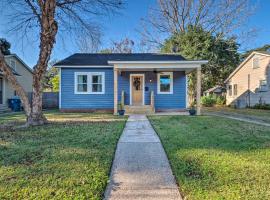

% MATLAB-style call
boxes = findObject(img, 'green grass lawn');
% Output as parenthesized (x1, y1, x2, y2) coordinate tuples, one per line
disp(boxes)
(149, 115, 270, 200)
(0, 111, 127, 200)
(203, 106, 270, 123)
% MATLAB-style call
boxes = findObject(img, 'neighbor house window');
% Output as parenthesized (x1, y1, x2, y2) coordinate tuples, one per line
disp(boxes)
(259, 80, 268, 92)
(157, 72, 173, 94)
(10, 59, 16, 70)
(252, 56, 259, 69)
(228, 85, 232, 96)
(74, 72, 105, 94)
(233, 84, 237, 96)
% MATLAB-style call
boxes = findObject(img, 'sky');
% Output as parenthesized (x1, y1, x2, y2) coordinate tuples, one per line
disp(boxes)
(0, 0, 269, 68)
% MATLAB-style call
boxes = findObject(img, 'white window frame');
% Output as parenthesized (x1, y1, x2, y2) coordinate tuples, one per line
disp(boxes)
(259, 80, 268, 92)
(90, 72, 105, 94)
(74, 72, 89, 94)
(252, 56, 260, 69)
(74, 72, 105, 94)
(157, 72, 173, 94)
(9, 59, 16, 70)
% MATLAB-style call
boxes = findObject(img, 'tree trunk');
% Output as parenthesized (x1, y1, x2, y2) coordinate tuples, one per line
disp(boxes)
(0, 0, 58, 126)
(28, 0, 58, 126)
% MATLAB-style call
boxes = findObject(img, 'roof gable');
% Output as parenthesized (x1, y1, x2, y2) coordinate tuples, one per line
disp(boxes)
(225, 51, 270, 83)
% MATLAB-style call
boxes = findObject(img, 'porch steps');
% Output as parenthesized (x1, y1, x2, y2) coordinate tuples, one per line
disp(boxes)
(124, 105, 155, 115)
(0, 105, 11, 113)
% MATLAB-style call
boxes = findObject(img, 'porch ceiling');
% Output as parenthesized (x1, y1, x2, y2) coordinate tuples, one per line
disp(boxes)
(110, 60, 208, 74)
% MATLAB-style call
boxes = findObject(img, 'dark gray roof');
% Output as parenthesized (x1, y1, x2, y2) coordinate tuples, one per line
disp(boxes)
(54, 53, 186, 66)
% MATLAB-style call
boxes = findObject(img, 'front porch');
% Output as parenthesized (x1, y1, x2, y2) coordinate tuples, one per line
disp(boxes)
(110, 60, 206, 115)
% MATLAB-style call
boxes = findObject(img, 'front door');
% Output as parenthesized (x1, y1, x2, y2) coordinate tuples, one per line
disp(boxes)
(131, 75, 144, 105)
(0, 77, 3, 104)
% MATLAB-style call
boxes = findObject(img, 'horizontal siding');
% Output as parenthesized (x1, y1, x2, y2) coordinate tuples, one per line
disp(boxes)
(118, 71, 186, 109)
(61, 68, 186, 110)
(61, 68, 114, 109)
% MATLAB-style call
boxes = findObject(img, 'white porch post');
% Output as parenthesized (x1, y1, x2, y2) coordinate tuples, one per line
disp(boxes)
(114, 68, 118, 115)
(196, 67, 201, 115)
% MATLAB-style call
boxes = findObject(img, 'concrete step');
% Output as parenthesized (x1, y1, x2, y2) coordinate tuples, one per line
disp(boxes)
(124, 105, 155, 114)
(0, 105, 11, 113)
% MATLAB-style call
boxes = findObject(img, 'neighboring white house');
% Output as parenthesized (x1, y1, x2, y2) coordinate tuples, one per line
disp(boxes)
(0, 54, 33, 112)
(225, 51, 270, 108)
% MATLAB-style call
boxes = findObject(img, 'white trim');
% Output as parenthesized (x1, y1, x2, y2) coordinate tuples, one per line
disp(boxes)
(129, 74, 145, 106)
(74, 72, 89, 94)
(55, 65, 113, 68)
(59, 68, 61, 109)
(74, 72, 105, 94)
(109, 60, 208, 64)
(186, 74, 188, 108)
(157, 72, 173, 94)
(89, 72, 105, 94)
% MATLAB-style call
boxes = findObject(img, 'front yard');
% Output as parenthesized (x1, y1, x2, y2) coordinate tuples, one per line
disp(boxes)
(0, 111, 127, 199)
(203, 106, 270, 124)
(149, 115, 270, 200)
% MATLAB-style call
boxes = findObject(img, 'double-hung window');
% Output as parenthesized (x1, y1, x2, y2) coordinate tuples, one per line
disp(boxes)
(157, 72, 173, 94)
(75, 72, 105, 94)
(91, 73, 104, 93)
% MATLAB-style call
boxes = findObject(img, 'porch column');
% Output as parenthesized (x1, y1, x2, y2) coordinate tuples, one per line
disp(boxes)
(196, 67, 201, 115)
(114, 68, 118, 115)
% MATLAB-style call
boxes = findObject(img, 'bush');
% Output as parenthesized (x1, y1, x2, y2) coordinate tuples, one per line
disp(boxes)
(251, 104, 270, 110)
(201, 95, 216, 107)
(216, 96, 226, 105)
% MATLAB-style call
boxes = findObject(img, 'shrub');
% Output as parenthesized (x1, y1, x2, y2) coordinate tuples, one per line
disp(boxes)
(201, 95, 216, 107)
(216, 96, 226, 105)
(251, 103, 270, 110)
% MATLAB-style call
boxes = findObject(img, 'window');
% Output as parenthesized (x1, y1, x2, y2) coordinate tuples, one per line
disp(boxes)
(91, 74, 103, 93)
(233, 84, 237, 96)
(9, 59, 16, 70)
(228, 85, 232, 96)
(252, 56, 259, 69)
(74, 72, 105, 94)
(259, 80, 268, 92)
(157, 72, 173, 94)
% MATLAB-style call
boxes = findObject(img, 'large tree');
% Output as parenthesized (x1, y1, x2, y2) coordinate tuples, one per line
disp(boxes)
(0, 0, 123, 126)
(141, 0, 254, 47)
(162, 25, 240, 103)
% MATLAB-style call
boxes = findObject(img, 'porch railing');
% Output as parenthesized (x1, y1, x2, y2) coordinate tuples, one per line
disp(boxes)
(121, 90, 125, 106)
(150, 91, 155, 112)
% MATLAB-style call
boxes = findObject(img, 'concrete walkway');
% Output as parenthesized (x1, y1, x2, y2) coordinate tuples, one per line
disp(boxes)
(104, 115, 182, 200)
(206, 112, 270, 127)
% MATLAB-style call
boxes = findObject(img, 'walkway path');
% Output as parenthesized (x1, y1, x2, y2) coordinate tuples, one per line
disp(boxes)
(104, 115, 182, 200)
(205, 112, 270, 127)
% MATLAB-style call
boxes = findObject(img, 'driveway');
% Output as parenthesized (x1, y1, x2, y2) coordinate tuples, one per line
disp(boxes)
(104, 115, 182, 200)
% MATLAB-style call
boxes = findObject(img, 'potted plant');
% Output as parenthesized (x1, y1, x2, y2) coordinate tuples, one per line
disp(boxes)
(118, 102, 125, 116)
(188, 102, 196, 116)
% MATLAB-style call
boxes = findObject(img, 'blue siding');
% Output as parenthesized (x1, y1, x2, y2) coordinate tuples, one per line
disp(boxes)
(61, 68, 114, 109)
(61, 68, 186, 110)
(118, 71, 186, 109)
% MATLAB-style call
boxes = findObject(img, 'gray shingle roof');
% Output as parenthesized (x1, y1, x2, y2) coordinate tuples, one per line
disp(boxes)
(54, 53, 186, 66)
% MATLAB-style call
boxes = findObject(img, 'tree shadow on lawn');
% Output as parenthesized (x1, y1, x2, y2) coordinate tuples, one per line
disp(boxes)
(0, 120, 126, 199)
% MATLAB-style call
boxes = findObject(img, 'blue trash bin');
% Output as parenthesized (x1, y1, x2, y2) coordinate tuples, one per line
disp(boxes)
(8, 98, 21, 112)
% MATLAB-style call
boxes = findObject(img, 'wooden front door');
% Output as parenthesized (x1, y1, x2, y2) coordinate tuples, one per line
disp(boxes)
(131, 75, 143, 105)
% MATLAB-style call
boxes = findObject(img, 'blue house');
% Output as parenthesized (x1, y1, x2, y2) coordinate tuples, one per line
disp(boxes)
(54, 53, 207, 114)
